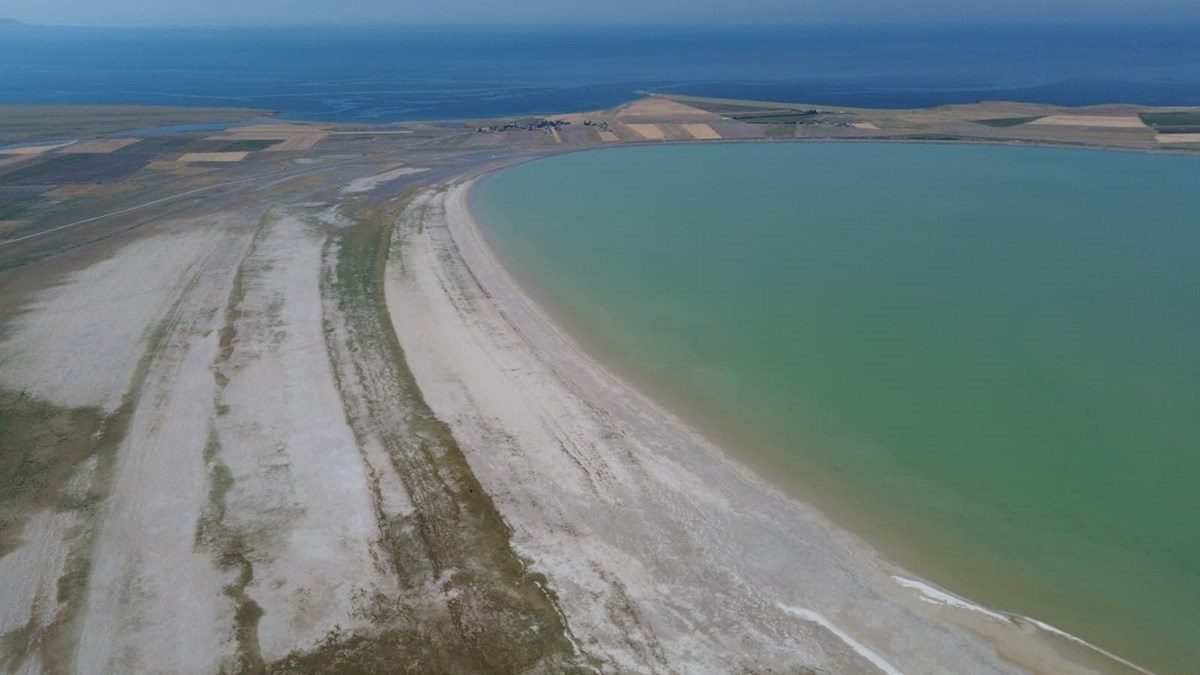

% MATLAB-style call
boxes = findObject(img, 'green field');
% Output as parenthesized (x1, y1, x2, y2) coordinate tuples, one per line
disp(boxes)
(974, 116, 1044, 127)
(0, 105, 269, 145)
(1139, 111, 1200, 127)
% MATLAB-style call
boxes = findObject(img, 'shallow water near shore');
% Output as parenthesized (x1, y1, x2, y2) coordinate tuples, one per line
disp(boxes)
(472, 142, 1200, 673)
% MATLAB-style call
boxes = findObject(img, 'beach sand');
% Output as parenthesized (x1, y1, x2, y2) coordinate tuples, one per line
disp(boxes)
(380, 177, 1150, 674)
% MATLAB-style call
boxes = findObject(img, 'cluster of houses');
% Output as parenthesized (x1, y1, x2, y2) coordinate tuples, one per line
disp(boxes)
(475, 118, 571, 134)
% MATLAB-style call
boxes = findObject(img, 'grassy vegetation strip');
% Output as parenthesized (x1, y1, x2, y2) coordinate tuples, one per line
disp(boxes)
(0, 286, 184, 672)
(0, 392, 103, 557)
(279, 194, 589, 673)
(974, 116, 1045, 128)
(0, 105, 269, 145)
(1138, 111, 1200, 128)
(196, 221, 268, 674)
(0, 196, 55, 221)
(187, 139, 280, 153)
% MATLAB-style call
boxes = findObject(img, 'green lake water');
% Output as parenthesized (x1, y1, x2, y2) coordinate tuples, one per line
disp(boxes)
(471, 143, 1200, 673)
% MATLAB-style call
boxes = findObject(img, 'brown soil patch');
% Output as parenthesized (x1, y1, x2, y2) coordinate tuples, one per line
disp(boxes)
(682, 123, 722, 140)
(1029, 115, 1146, 128)
(177, 152, 249, 163)
(625, 124, 667, 140)
(1156, 133, 1200, 143)
(615, 98, 718, 119)
(597, 130, 620, 142)
(57, 139, 142, 154)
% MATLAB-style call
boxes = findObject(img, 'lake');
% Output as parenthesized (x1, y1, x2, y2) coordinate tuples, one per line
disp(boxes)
(472, 142, 1200, 673)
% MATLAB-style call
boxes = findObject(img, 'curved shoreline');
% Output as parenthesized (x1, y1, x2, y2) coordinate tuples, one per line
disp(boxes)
(456, 172, 1160, 674)
(381, 163, 1156, 673)
(454, 168, 1162, 673)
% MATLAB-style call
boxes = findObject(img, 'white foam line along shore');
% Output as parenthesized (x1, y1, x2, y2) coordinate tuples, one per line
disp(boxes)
(776, 604, 904, 675)
(891, 576, 1009, 622)
(891, 576, 1155, 675)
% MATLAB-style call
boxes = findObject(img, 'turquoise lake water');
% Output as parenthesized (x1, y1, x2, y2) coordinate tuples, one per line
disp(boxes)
(472, 143, 1200, 673)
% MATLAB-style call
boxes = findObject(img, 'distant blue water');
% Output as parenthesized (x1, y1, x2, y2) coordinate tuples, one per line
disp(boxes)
(2, 24, 1199, 121)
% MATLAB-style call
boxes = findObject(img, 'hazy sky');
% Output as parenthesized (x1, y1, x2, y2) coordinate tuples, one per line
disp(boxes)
(3, 0, 1198, 26)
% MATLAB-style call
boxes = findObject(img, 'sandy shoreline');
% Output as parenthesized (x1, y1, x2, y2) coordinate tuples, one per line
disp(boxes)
(383, 174, 1152, 673)
(2, 95, 1190, 671)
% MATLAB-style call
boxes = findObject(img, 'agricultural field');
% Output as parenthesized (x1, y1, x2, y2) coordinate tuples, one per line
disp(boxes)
(974, 116, 1045, 127)
(0, 153, 150, 185)
(1138, 111, 1200, 128)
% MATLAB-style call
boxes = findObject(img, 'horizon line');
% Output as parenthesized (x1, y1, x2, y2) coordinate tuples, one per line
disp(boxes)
(7, 17, 1200, 29)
